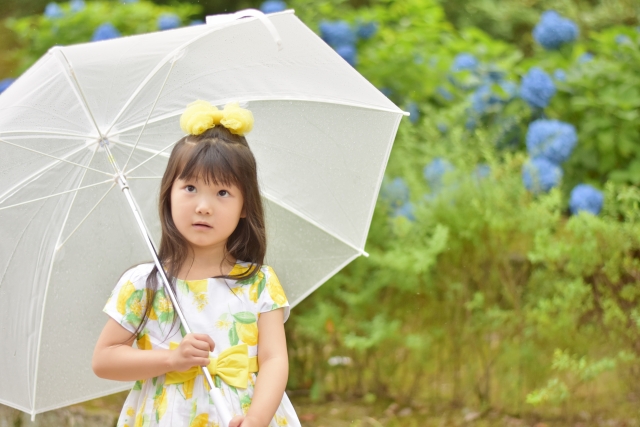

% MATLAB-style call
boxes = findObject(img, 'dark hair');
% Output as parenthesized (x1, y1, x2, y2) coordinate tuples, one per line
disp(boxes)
(130, 125, 266, 340)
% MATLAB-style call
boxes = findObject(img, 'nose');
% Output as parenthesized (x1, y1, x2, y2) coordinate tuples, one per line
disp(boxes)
(195, 196, 213, 215)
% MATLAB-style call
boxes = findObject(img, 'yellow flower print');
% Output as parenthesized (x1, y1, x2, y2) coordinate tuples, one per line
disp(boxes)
(187, 280, 208, 294)
(275, 415, 289, 426)
(129, 298, 144, 318)
(230, 286, 244, 296)
(126, 407, 135, 417)
(117, 281, 135, 315)
(236, 322, 258, 346)
(189, 413, 210, 427)
(154, 387, 168, 421)
(134, 399, 146, 427)
(156, 296, 172, 313)
(136, 332, 152, 350)
(266, 271, 287, 306)
(215, 318, 232, 330)
(193, 293, 208, 312)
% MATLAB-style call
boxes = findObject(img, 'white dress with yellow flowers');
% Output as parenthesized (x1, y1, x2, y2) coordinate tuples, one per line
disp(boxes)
(103, 261, 300, 427)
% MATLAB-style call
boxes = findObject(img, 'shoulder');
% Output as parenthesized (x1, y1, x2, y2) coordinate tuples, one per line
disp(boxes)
(117, 263, 155, 287)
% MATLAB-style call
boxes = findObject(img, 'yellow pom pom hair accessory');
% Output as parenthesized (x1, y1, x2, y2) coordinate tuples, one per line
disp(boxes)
(180, 100, 254, 136)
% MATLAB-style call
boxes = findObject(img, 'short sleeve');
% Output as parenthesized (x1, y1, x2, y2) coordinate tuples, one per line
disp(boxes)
(103, 264, 154, 334)
(257, 266, 290, 322)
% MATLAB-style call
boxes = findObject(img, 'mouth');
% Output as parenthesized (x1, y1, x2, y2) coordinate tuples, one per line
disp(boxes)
(192, 222, 212, 229)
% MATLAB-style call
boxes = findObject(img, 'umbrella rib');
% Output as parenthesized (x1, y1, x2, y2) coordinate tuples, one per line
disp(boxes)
(53, 143, 101, 249)
(0, 179, 113, 212)
(122, 60, 177, 172)
(55, 183, 116, 251)
(52, 48, 104, 138)
(0, 130, 92, 139)
(261, 192, 368, 257)
(125, 140, 177, 175)
(0, 137, 112, 177)
(0, 144, 91, 204)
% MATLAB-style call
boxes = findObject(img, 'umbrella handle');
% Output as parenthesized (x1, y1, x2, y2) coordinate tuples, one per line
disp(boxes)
(206, 9, 283, 51)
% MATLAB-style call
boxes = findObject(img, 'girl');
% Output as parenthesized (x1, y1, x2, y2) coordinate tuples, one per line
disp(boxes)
(93, 100, 301, 427)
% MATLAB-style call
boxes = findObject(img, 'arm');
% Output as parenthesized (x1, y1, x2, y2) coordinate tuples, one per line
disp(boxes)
(92, 318, 214, 381)
(231, 308, 288, 427)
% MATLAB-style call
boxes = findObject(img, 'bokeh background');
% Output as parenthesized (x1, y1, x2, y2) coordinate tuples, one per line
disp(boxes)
(1, 0, 639, 426)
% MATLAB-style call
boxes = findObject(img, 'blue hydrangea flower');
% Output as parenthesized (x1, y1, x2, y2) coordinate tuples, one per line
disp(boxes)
(578, 53, 594, 63)
(92, 23, 121, 41)
(70, 0, 85, 12)
(158, 14, 181, 31)
(394, 202, 415, 221)
(615, 34, 631, 45)
(334, 44, 357, 67)
(319, 21, 356, 47)
(355, 21, 377, 40)
(379, 87, 392, 98)
(407, 102, 419, 124)
(533, 10, 579, 50)
(526, 119, 577, 164)
(0, 78, 15, 94)
(44, 2, 64, 18)
(553, 69, 566, 81)
(437, 86, 453, 101)
(437, 123, 448, 134)
(569, 184, 603, 215)
(474, 164, 491, 180)
(452, 53, 478, 72)
(522, 157, 562, 193)
(380, 177, 410, 208)
(465, 117, 477, 130)
(424, 158, 454, 189)
(122, 0, 138, 3)
(520, 67, 556, 109)
(471, 85, 503, 113)
(260, 0, 286, 13)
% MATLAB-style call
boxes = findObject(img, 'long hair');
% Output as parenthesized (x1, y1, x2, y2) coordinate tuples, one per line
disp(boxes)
(130, 125, 266, 340)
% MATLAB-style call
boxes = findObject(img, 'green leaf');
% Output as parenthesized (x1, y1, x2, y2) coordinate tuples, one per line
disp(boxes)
(152, 377, 157, 386)
(177, 280, 189, 295)
(133, 380, 143, 391)
(228, 385, 238, 395)
(232, 311, 257, 324)
(257, 276, 266, 299)
(229, 323, 239, 346)
(214, 375, 223, 388)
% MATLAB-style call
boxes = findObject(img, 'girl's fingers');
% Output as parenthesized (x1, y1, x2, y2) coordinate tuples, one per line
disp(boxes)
(228, 415, 244, 427)
(192, 333, 215, 351)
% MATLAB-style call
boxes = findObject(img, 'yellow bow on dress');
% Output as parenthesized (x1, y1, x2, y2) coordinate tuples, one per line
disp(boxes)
(165, 343, 258, 389)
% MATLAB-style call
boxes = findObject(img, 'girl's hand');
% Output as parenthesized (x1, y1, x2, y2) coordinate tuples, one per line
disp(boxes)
(228, 415, 260, 427)
(168, 333, 215, 371)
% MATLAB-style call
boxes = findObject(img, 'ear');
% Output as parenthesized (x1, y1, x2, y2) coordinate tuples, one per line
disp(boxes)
(240, 206, 247, 219)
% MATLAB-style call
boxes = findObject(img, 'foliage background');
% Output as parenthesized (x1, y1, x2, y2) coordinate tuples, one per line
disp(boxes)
(1, 0, 639, 423)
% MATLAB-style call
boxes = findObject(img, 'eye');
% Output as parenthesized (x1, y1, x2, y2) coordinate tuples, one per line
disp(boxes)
(218, 189, 229, 197)
(185, 185, 196, 193)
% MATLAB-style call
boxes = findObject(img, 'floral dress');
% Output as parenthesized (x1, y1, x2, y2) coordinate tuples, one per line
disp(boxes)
(103, 261, 301, 427)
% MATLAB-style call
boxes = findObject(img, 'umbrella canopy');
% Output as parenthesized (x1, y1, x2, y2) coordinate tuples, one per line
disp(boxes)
(0, 10, 404, 415)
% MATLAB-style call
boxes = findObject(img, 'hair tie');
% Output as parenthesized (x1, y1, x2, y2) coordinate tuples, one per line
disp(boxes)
(180, 100, 254, 136)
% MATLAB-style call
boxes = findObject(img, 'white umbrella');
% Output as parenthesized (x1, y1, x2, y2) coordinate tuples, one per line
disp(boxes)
(0, 8, 405, 420)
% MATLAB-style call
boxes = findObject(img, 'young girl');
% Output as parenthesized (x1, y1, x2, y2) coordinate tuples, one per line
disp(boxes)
(93, 100, 301, 427)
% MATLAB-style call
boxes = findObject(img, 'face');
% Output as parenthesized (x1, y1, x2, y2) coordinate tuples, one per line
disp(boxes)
(170, 176, 245, 252)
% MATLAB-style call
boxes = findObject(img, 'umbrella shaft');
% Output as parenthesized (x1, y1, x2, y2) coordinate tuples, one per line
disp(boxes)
(116, 175, 218, 393)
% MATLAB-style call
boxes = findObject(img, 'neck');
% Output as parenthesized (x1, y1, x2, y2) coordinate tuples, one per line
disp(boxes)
(176, 243, 236, 280)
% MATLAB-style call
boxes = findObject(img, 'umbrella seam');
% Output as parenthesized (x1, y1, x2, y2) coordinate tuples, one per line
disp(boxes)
(358, 113, 404, 249)
(109, 98, 405, 138)
(0, 144, 90, 204)
(51, 48, 104, 138)
(262, 192, 367, 257)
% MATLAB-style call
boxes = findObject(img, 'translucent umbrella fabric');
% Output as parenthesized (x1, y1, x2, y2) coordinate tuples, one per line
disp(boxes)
(0, 10, 404, 415)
